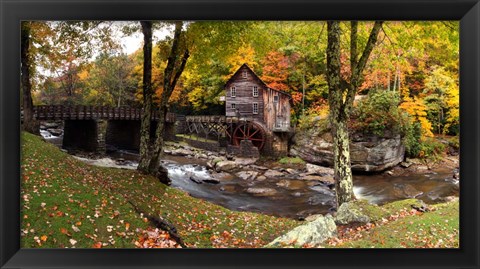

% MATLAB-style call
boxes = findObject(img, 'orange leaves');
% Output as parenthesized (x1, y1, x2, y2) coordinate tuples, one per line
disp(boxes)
(92, 242, 102, 248)
(40, 235, 48, 242)
(60, 227, 72, 237)
(134, 228, 181, 248)
(260, 50, 290, 92)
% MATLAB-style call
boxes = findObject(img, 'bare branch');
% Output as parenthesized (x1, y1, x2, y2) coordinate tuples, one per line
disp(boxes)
(354, 21, 384, 81)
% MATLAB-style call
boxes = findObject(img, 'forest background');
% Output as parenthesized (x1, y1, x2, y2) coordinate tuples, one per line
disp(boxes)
(25, 21, 459, 159)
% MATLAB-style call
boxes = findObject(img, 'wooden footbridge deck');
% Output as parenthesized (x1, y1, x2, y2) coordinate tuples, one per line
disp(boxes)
(33, 105, 176, 122)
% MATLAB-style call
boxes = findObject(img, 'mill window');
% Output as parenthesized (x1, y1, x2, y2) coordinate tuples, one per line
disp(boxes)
(242, 71, 248, 78)
(274, 95, 279, 102)
(253, 103, 259, 114)
(253, 86, 258, 97)
(231, 103, 236, 109)
(231, 86, 236, 97)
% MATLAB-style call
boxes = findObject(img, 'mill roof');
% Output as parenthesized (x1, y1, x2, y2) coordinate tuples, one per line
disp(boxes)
(225, 63, 292, 99)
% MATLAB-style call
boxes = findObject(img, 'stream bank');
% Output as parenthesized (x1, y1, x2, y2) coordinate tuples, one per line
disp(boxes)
(40, 128, 459, 220)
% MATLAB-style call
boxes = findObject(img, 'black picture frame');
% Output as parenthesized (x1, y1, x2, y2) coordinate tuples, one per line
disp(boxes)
(1, 0, 479, 268)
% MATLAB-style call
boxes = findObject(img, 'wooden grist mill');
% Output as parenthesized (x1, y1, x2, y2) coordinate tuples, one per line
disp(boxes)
(183, 64, 292, 157)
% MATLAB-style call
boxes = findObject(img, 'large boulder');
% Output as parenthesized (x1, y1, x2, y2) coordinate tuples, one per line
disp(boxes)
(290, 119, 405, 172)
(215, 161, 238, 172)
(236, 171, 259, 181)
(234, 157, 258, 165)
(306, 163, 334, 176)
(170, 148, 194, 156)
(266, 214, 337, 247)
(335, 201, 371, 225)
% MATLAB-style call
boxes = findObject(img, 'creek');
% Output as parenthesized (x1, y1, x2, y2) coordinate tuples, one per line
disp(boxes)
(40, 130, 459, 219)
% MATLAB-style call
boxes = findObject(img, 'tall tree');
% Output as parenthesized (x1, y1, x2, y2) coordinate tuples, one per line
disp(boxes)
(138, 21, 190, 183)
(138, 21, 154, 173)
(21, 22, 39, 134)
(326, 21, 383, 207)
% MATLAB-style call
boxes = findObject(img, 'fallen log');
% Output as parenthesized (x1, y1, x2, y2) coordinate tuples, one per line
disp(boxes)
(127, 200, 187, 248)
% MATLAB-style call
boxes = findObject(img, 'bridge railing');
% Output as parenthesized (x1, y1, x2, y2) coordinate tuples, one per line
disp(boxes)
(33, 105, 176, 122)
(185, 115, 255, 123)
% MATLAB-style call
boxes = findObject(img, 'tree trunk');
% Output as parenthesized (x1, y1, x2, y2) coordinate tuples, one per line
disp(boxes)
(332, 117, 354, 205)
(327, 21, 353, 207)
(327, 21, 383, 208)
(146, 21, 189, 182)
(147, 103, 171, 185)
(138, 21, 189, 185)
(21, 22, 38, 134)
(138, 21, 154, 172)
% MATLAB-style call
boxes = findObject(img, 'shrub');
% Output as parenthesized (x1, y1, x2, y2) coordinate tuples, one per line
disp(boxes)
(351, 90, 409, 137)
(418, 138, 446, 159)
(447, 136, 460, 150)
(404, 121, 422, 157)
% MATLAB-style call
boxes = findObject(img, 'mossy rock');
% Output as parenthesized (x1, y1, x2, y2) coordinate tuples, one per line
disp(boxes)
(335, 198, 427, 225)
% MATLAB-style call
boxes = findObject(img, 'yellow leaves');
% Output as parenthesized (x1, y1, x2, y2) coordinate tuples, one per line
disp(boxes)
(40, 235, 48, 242)
(399, 94, 434, 137)
(78, 69, 89, 80)
(444, 81, 459, 132)
(226, 44, 258, 76)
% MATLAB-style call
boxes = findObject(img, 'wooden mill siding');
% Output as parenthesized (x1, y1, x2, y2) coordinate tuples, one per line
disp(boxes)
(263, 88, 291, 132)
(225, 65, 264, 121)
(224, 64, 291, 132)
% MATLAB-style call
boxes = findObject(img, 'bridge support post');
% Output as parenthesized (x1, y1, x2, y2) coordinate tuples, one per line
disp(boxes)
(96, 120, 107, 154)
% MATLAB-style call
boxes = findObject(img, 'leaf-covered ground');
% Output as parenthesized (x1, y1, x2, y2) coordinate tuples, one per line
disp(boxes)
(21, 132, 299, 248)
(323, 199, 459, 248)
(21, 132, 459, 249)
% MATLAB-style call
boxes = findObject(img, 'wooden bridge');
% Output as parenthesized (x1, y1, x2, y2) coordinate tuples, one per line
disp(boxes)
(33, 105, 176, 122)
(34, 105, 284, 149)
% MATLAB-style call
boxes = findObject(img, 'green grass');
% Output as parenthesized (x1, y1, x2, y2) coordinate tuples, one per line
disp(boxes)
(21, 132, 299, 248)
(278, 156, 306, 165)
(320, 199, 459, 248)
(333, 200, 459, 248)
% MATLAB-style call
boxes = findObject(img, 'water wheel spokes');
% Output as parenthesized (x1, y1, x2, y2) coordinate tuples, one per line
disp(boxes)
(233, 122, 266, 150)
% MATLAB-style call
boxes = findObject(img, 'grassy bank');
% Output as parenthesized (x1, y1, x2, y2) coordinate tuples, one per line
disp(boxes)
(21, 132, 459, 249)
(323, 199, 459, 248)
(21, 132, 298, 248)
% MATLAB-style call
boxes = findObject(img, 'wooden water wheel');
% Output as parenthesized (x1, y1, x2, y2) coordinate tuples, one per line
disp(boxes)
(232, 122, 266, 150)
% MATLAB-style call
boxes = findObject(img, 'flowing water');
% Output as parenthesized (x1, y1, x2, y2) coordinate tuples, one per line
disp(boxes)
(40, 130, 459, 219)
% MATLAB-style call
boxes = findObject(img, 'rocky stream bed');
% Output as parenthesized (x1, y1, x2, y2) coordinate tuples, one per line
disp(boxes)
(39, 126, 459, 220)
